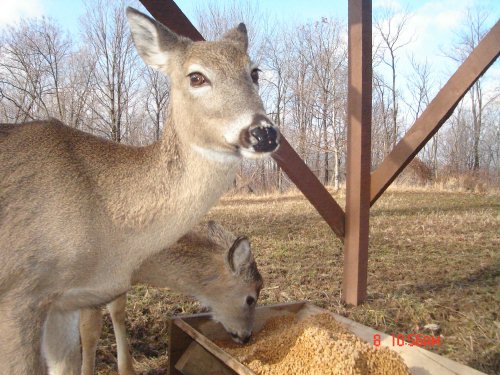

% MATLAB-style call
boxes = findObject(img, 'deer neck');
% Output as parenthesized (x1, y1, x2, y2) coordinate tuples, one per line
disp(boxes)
(102, 117, 239, 253)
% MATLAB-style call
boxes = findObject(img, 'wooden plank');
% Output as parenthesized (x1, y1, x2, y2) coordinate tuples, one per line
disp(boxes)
(331, 313, 487, 375)
(303, 304, 487, 375)
(139, 0, 204, 41)
(272, 138, 345, 238)
(139, 0, 346, 239)
(170, 302, 306, 374)
(370, 20, 500, 206)
(168, 319, 194, 375)
(175, 341, 237, 375)
(343, 0, 372, 306)
(173, 319, 256, 375)
(171, 302, 486, 375)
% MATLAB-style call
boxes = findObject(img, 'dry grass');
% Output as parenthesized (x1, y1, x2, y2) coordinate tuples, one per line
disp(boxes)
(95, 189, 500, 375)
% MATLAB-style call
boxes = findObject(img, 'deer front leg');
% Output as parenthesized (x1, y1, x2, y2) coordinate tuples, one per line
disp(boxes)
(0, 296, 48, 374)
(42, 308, 81, 375)
(108, 294, 137, 375)
(80, 307, 104, 375)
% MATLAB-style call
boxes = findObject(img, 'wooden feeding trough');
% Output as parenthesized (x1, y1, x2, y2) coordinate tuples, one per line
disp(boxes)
(168, 302, 485, 375)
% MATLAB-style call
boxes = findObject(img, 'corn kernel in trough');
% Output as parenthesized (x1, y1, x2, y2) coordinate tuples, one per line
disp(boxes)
(219, 313, 410, 375)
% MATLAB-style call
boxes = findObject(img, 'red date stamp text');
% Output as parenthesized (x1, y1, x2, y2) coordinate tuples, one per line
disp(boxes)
(373, 333, 441, 347)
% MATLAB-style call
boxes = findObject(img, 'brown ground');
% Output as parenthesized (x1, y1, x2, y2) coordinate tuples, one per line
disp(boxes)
(94, 188, 500, 375)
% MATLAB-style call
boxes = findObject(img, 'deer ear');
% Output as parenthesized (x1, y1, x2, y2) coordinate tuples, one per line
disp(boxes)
(126, 7, 189, 71)
(227, 236, 252, 273)
(222, 23, 248, 51)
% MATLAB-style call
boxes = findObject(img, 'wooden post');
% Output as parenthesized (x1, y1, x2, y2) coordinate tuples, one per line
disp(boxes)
(343, 0, 372, 306)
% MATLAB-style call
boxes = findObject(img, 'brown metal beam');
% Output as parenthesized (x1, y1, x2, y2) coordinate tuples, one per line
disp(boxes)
(273, 137, 345, 238)
(370, 20, 500, 206)
(140, 0, 346, 239)
(343, 0, 372, 306)
(139, 0, 204, 41)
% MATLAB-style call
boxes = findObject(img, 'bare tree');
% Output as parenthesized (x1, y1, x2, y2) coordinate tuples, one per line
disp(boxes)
(374, 8, 412, 152)
(35, 18, 71, 120)
(443, 6, 499, 172)
(144, 67, 169, 141)
(0, 17, 70, 122)
(372, 73, 390, 166)
(194, 0, 266, 57)
(286, 24, 315, 165)
(80, 0, 139, 142)
(260, 26, 293, 192)
(480, 102, 500, 180)
(406, 56, 438, 177)
(302, 17, 347, 187)
(64, 46, 97, 130)
(440, 103, 474, 173)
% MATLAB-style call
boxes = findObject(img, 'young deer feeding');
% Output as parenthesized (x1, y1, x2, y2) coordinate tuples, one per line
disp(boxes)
(0, 7, 278, 375)
(78, 221, 262, 375)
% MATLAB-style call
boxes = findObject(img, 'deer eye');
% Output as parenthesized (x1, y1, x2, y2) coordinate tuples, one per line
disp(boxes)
(188, 72, 209, 87)
(251, 69, 261, 85)
(246, 296, 256, 306)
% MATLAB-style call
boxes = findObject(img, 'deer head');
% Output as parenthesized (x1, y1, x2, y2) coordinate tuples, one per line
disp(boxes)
(126, 7, 279, 162)
(194, 221, 263, 344)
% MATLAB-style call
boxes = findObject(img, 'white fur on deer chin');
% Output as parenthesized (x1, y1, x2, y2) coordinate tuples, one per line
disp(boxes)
(240, 147, 275, 160)
(191, 143, 240, 163)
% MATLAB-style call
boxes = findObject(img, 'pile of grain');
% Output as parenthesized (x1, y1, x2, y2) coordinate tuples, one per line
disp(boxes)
(219, 313, 410, 375)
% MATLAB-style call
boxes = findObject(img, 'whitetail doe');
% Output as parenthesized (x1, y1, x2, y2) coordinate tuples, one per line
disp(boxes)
(78, 221, 262, 375)
(0, 7, 278, 375)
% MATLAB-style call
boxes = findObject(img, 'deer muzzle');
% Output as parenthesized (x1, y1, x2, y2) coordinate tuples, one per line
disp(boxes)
(230, 330, 252, 344)
(241, 114, 280, 153)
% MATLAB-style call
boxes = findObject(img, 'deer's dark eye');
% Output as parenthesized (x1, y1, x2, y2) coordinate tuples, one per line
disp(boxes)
(251, 69, 261, 85)
(189, 72, 208, 87)
(246, 296, 256, 306)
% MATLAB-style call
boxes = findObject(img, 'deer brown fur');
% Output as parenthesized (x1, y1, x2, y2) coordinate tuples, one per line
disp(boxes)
(78, 222, 262, 375)
(0, 7, 278, 374)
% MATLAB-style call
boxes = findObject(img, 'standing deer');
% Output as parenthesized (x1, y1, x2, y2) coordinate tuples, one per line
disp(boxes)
(76, 221, 262, 375)
(0, 7, 278, 375)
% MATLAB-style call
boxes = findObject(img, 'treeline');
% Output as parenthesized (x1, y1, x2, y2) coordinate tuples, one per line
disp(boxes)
(1, 0, 498, 192)
(0, 0, 169, 146)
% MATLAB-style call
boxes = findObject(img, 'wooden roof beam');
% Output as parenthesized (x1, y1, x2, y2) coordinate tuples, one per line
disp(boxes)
(140, 0, 204, 41)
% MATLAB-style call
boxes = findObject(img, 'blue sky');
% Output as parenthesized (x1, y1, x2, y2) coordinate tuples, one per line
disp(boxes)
(1, 0, 499, 94)
(3, 1, 498, 38)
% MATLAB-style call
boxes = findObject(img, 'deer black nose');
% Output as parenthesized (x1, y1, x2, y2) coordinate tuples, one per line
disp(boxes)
(242, 333, 252, 344)
(248, 115, 279, 152)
